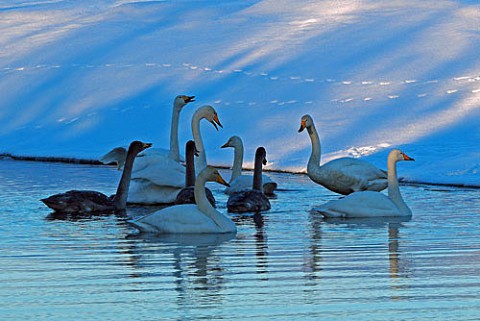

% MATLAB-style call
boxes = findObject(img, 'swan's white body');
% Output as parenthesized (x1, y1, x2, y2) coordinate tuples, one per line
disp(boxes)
(221, 136, 277, 195)
(313, 149, 414, 218)
(225, 175, 276, 194)
(299, 114, 387, 195)
(101, 150, 186, 202)
(128, 105, 222, 204)
(129, 167, 237, 234)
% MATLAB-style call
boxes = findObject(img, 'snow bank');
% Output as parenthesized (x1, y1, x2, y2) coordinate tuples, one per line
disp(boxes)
(0, 0, 479, 186)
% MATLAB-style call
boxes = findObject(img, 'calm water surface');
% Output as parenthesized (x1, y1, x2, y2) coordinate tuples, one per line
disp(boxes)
(1, 159, 479, 320)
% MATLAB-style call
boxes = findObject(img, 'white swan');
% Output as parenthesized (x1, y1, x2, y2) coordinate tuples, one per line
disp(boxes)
(129, 166, 237, 234)
(299, 114, 388, 195)
(100, 95, 195, 169)
(221, 136, 277, 195)
(312, 149, 414, 218)
(128, 105, 223, 204)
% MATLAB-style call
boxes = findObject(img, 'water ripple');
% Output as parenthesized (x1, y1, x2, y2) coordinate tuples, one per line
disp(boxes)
(0, 159, 479, 320)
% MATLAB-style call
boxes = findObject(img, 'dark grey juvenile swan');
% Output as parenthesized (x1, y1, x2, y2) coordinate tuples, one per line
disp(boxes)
(41, 141, 152, 214)
(227, 147, 271, 213)
(174, 140, 216, 207)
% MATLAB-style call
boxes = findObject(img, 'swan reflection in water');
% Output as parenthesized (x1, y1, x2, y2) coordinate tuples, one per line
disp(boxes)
(320, 216, 413, 283)
(44, 204, 168, 221)
(232, 212, 269, 276)
(123, 227, 236, 307)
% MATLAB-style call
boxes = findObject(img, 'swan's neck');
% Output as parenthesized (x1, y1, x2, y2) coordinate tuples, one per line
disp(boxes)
(307, 124, 321, 170)
(168, 106, 181, 162)
(185, 145, 195, 187)
(230, 142, 244, 182)
(192, 113, 207, 173)
(194, 172, 232, 231)
(387, 157, 411, 215)
(253, 155, 263, 191)
(113, 147, 137, 210)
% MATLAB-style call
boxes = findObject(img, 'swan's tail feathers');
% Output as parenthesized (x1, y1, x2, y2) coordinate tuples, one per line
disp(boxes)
(99, 147, 127, 170)
(127, 219, 158, 233)
(310, 207, 342, 218)
(263, 182, 278, 196)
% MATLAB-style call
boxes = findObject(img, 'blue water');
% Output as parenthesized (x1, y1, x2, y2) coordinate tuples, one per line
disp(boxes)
(1, 159, 479, 320)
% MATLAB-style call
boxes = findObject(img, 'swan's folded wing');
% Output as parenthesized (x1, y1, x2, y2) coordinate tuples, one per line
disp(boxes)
(327, 158, 386, 178)
(132, 157, 185, 187)
(313, 191, 400, 218)
(225, 174, 277, 194)
(137, 147, 184, 162)
(128, 180, 181, 204)
(132, 149, 171, 172)
(321, 158, 387, 193)
(225, 175, 251, 193)
(129, 204, 219, 234)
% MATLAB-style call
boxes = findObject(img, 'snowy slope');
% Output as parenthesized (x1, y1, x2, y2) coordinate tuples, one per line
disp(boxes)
(0, 0, 479, 186)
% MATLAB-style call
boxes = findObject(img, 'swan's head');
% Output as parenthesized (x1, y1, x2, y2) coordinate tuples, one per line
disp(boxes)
(198, 105, 223, 131)
(255, 147, 268, 166)
(129, 141, 153, 155)
(298, 114, 314, 133)
(390, 149, 415, 163)
(174, 95, 195, 109)
(186, 140, 199, 157)
(203, 166, 230, 187)
(221, 135, 242, 149)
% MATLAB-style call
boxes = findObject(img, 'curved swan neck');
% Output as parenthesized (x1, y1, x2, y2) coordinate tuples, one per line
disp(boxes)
(194, 170, 231, 230)
(194, 171, 214, 214)
(185, 141, 196, 187)
(307, 123, 321, 168)
(168, 104, 182, 162)
(230, 140, 244, 182)
(253, 151, 264, 191)
(387, 154, 410, 215)
(192, 111, 207, 172)
(113, 145, 138, 210)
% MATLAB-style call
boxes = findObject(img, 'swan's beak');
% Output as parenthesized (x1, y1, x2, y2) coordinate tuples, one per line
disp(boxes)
(143, 143, 153, 150)
(216, 174, 230, 187)
(403, 153, 415, 161)
(298, 120, 306, 133)
(185, 95, 195, 103)
(211, 114, 223, 131)
(210, 121, 218, 131)
(263, 158, 267, 165)
(220, 141, 230, 148)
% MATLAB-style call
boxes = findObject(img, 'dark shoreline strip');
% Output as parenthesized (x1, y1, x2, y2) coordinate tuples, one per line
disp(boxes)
(0, 153, 103, 165)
